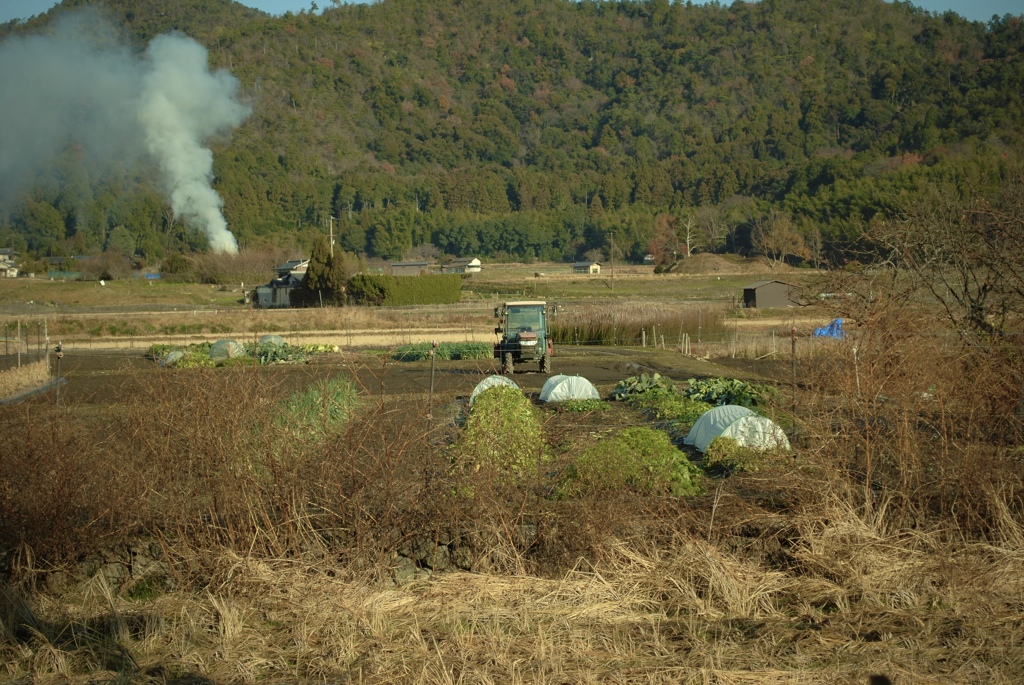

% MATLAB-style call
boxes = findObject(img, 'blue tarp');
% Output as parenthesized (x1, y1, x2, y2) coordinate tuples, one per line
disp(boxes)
(814, 318, 846, 339)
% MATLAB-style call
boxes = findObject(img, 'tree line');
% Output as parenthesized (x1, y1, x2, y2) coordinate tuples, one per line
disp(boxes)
(1, 0, 1021, 267)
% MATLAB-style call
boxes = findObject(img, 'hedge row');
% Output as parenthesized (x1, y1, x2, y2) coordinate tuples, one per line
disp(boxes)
(348, 273, 462, 306)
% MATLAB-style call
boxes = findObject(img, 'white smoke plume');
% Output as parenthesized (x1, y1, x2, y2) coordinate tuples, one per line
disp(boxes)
(0, 11, 250, 253)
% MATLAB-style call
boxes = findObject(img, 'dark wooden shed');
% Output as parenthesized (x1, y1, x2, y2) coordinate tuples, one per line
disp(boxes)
(390, 261, 430, 276)
(743, 280, 801, 308)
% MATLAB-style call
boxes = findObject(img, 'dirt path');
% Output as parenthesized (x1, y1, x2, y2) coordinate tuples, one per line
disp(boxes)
(55, 327, 497, 353)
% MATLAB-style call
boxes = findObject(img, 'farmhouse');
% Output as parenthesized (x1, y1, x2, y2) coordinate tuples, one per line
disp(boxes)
(390, 261, 431, 276)
(742, 280, 801, 308)
(571, 260, 601, 275)
(274, 259, 309, 280)
(253, 258, 308, 308)
(0, 260, 17, 278)
(442, 257, 482, 274)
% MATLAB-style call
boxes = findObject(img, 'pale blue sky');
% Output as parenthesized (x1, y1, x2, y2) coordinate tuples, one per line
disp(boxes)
(1, 0, 1021, 27)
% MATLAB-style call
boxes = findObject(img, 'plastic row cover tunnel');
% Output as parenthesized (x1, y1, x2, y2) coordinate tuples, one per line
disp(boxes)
(684, 404, 790, 453)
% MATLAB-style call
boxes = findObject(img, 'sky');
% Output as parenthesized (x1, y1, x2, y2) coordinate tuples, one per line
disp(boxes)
(0, 0, 1021, 28)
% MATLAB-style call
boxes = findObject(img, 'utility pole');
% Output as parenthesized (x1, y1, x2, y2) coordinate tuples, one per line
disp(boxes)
(610, 230, 615, 291)
(328, 216, 335, 258)
(54, 341, 63, 412)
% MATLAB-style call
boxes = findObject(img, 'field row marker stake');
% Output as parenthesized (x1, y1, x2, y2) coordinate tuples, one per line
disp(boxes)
(791, 327, 798, 418)
(428, 340, 438, 426)
(708, 483, 723, 541)
(677, 313, 684, 355)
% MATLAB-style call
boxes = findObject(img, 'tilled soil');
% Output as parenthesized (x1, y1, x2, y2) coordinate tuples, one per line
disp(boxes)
(29, 344, 786, 410)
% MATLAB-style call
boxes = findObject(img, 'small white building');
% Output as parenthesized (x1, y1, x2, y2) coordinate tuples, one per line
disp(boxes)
(571, 260, 601, 275)
(0, 261, 18, 278)
(443, 257, 482, 274)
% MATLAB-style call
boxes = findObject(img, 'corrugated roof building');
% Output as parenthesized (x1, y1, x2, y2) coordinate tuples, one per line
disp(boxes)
(390, 261, 431, 276)
(442, 257, 482, 274)
(742, 280, 801, 308)
(571, 261, 601, 275)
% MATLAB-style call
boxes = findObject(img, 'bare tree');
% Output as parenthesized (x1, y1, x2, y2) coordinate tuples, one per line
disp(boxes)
(647, 213, 682, 267)
(807, 226, 824, 270)
(751, 209, 809, 269)
(680, 215, 702, 257)
(877, 171, 1024, 340)
(647, 213, 702, 269)
(695, 205, 729, 253)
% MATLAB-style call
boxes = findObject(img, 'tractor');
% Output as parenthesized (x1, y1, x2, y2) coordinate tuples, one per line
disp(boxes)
(493, 300, 553, 375)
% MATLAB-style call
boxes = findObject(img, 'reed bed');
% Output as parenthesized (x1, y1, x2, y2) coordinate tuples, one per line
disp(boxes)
(672, 330, 845, 360)
(550, 303, 729, 347)
(0, 360, 50, 400)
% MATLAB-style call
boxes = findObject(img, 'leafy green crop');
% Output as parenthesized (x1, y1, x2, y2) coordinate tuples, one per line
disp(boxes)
(149, 343, 214, 368)
(628, 392, 712, 426)
(276, 378, 358, 443)
(149, 341, 337, 367)
(555, 399, 608, 413)
(565, 427, 703, 497)
(610, 373, 677, 401)
(393, 342, 492, 361)
(456, 385, 548, 483)
(683, 377, 774, 408)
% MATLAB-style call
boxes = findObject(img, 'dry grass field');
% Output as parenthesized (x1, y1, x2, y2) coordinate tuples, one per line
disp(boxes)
(1, 263, 1021, 684)
(0, 259, 825, 361)
(0, 360, 51, 400)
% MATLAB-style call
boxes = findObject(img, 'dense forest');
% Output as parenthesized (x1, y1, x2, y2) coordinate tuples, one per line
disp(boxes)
(1, 0, 1022, 266)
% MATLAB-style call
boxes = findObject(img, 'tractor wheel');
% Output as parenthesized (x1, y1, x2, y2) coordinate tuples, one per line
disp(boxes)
(540, 353, 551, 375)
(502, 352, 514, 375)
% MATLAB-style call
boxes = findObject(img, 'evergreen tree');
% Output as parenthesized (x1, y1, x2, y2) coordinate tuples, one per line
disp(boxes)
(303, 235, 347, 304)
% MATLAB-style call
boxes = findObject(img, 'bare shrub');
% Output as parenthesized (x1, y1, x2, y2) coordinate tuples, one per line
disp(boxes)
(79, 251, 133, 281)
(192, 247, 294, 285)
(796, 267, 1024, 536)
(0, 404, 151, 564)
(0, 360, 691, 582)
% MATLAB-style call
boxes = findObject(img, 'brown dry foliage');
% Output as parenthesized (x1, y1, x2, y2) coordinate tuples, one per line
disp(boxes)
(191, 246, 296, 285)
(2, 270, 1024, 682)
(796, 267, 1024, 534)
(0, 360, 50, 400)
(0, 364, 652, 573)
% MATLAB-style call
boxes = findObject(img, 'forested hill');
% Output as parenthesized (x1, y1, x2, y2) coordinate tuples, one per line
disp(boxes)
(2, 0, 1023, 265)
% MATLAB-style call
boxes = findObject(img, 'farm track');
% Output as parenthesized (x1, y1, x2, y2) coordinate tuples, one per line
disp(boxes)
(49, 326, 496, 352)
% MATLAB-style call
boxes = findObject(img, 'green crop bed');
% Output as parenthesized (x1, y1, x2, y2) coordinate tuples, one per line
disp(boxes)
(392, 342, 492, 362)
